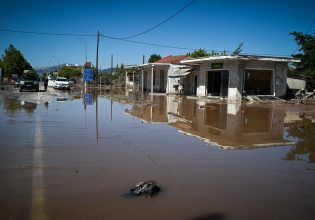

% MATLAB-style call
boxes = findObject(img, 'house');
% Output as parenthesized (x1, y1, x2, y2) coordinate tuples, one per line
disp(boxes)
(125, 54, 299, 100)
(125, 55, 191, 94)
(180, 55, 300, 100)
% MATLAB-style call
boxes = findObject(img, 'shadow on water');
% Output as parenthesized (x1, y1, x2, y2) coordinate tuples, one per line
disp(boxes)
(285, 115, 315, 163)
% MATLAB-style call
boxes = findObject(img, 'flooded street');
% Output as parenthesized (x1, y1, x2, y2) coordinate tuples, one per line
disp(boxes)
(1, 89, 315, 220)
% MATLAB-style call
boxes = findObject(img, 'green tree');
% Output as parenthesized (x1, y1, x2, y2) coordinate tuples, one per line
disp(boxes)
(290, 31, 315, 77)
(1, 44, 32, 77)
(113, 63, 125, 79)
(58, 66, 82, 79)
(187, 48, 210, 58)
(148, 54, 161, 63)
(232, 43, 244, 55)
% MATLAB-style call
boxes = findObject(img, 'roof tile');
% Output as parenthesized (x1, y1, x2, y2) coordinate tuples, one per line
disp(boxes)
(155, 55, 191, 64)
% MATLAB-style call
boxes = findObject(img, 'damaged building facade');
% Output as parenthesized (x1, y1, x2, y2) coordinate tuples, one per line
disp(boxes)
(125, 55, 299, 100)
(181, 55, 299, 100)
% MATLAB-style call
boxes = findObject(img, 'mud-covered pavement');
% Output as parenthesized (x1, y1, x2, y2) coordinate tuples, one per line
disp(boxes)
(1, 87, 315, 220)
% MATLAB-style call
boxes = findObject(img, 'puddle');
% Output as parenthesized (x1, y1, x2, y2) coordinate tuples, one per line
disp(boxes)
(1, 90, 315, 220)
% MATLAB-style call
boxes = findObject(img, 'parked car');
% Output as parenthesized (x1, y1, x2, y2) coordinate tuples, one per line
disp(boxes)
(19, 75, 39, 92)
(14, 78, 20, 87)
(53, 77, 71, 90)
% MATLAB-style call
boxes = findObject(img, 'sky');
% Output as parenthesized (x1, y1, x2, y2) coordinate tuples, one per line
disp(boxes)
(0, 0, 314, 69)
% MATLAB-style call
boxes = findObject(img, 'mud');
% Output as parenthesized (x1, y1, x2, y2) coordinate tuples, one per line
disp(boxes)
(0, 88, 315, 220)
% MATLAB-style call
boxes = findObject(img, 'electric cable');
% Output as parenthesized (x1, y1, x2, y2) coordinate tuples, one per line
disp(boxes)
(102, 0, 197, 40)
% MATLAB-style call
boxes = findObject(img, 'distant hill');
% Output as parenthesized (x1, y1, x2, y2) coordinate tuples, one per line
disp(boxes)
(34, 65, 113, 76)
(34, 64, 66, 75)
(99, 68, 113, 74)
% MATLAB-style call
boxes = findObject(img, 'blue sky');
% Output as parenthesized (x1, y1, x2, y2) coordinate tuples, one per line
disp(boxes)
(0, 0, 314, 69)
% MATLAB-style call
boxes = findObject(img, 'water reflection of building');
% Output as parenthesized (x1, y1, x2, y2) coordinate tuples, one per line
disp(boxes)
(126, 95, 293, 149)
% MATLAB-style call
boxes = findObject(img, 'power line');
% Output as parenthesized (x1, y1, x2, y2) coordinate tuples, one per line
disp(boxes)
(0, 29, 96, 37)
(102, 0, 197, 40)
(0, 28, 292, 57)
(101, 33, 197, 51)
(100, 33, 235, 54)
(0, 28, 210, 52)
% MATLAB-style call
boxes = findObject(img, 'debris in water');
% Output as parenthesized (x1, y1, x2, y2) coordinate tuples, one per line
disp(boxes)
(129, 180, 160, 197)
(57, 97, 68, 102)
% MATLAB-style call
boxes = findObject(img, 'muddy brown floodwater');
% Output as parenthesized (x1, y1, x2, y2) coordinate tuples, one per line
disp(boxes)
(1, 90, 315, 220)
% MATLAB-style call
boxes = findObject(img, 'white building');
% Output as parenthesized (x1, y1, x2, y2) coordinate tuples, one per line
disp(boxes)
(181, 55, 300, 100)
(125, 54, 300, 100)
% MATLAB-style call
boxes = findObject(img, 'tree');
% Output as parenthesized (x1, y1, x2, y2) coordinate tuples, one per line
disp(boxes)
(113, 63, 125, 79)
(58, 66, 82, 79)
(148, 54, 161, 63)
(187, 48, 210, 58)
(290, 31, 315, 77)
(232, 43, 244, 55)
(1, 44, 32, 77)
(285, 116, 315, 163)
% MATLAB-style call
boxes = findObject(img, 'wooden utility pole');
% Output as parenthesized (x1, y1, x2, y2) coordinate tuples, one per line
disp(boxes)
(110, 54, 113, 75)
(96, 31, 100, 84)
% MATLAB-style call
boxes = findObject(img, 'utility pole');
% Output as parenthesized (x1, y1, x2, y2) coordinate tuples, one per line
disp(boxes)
(96, 31, 100, 84)
(110, 54, 113, 75)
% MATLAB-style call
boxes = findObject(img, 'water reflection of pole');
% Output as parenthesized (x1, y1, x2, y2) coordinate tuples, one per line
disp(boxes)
(96, 94, 99, 142)
(84, 85, 87, 128)
(111, 99, 113, 122)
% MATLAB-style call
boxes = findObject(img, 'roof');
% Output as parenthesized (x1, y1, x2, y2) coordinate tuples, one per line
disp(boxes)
(181, 55, 301, 64)
(155, 55, 191, 64)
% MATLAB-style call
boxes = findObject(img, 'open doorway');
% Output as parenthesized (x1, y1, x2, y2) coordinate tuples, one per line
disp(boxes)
(159, 70, 165, 93)
(193, 75, 198, 95)
(207, 71, 229, 96)
(244, 69, 273, 95)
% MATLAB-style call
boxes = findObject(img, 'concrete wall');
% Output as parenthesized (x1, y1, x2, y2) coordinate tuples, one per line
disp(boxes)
(188, 60, 288, 100)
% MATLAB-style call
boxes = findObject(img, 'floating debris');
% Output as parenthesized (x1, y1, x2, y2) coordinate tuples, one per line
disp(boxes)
(129, 180, 160, 197)
(57, 97, 68, 102)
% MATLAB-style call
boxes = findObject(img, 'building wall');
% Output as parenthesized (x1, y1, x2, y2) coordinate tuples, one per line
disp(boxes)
(192, 60, 288, 100)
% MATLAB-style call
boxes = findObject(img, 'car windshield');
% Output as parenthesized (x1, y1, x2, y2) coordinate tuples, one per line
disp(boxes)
(21, 75, 38, 81)
(56, 78, 68, 82)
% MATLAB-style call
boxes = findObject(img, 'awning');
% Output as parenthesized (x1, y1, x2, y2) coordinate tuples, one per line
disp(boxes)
(168, 68, 192, 78)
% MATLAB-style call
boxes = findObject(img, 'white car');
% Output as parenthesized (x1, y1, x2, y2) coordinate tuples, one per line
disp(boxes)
(53, 77, 71, 90)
